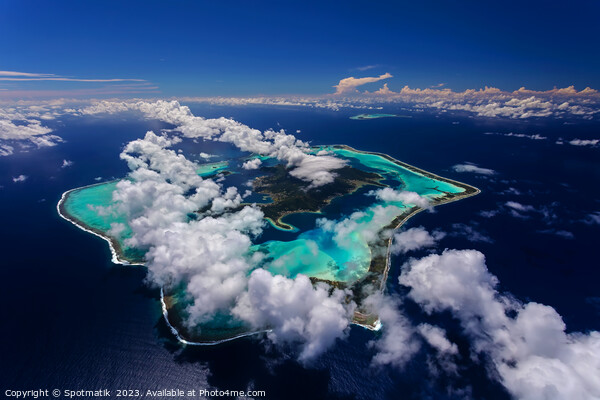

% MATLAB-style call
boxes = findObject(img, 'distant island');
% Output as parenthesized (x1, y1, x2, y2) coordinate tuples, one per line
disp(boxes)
(58, 144, 479, 343)
(350, 113, 411, 120)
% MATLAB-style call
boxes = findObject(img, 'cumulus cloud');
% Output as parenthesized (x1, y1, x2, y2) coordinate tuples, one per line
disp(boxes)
(61, 159, 73, 168)
(569, 139, 599, 147)
(417, 323, 458, 356)
(373, 83, 394, 95)
(0, 105, 65, 155)
(80, 100, 347, 188)
(12, 174, 27, 183)
(242, 158, 262, 170)
(189, 89, 599, 119)
(29, 134, 64, 148)
(95, 129, 362, 362)
(363, 293, 420, 368)
(452, 163, 496, 175)
(0, 70, 56, 78)
(113, 137, 436, 362)
(381, 85, 599, 119)
(399, 249, 600, 400)
(233, 269, 355, 362)
(390, 226, 445, 255)
(0, 118, 52, 140)
(288, 154, 347, 188)
(318, 204, 403, 253)
(307, 189, 435, 283)
(333, 73, 393, 95)
(370, 187, 430, 209)
(107, 131, 259, 324)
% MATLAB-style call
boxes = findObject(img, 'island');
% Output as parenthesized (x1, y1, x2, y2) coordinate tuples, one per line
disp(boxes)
(350, 113, 410, 120)
(58, 144, 479, 343)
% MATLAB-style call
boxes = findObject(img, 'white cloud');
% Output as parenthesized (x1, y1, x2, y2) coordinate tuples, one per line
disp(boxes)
(318, 204, 403, 252)
(108, 133, 256, 324)
(181, 86, 600, 119)
(107, 222, 127, 238)
(370, 187, 430, 209)
(288, 154, 347, 188)
(233, 269, 355, 362)
(80, 100, 347, 188)
(61, 159, 73, 168)
(569, 139, 599, 147)
(418, 323, 460, 376)
(400, 250, 503, 320)
(0, 70, 55, 77)
(373, 83, 394, 95)
(0, 144, 13, 156)
(391, 226, 445, 255)
(417, 323, 458, 355)
(0, 118, 52, 140)
(12, 174, 27, 182)
(315, 190, 434, 268)
(0, 105, 65, 155)
(452, 163, 496, 175)
(399, 250, 600, 400)
(28, 134, 63, 148)
(333, 73, 393, 95)
(363, 293, 420, 368)
(353, 83, 600, 119)
(241, 158, 262, 170)
(505, 201, 536, 212)
(97, 129, 362, 362)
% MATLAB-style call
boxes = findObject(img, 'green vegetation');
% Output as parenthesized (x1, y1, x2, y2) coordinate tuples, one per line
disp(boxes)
(253, 164, 385, 230)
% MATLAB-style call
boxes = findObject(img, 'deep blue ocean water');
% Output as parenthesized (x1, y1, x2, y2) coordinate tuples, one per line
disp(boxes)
(1, 105, 598, 399)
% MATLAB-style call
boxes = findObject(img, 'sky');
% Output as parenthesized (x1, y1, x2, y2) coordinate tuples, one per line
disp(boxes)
(1, 0, 599, 98)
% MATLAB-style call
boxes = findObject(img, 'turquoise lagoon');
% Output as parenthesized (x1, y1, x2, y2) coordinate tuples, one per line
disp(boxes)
(251, 146, 470, 284)
(59, 146, 477, 341)
(196, 160, 229, 176)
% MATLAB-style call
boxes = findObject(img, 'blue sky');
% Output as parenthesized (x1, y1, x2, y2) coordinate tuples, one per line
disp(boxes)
(1, 0, 599, 98)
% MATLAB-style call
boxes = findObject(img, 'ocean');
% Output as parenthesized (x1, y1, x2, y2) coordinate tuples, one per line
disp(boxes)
(1, 104, 598, 399)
